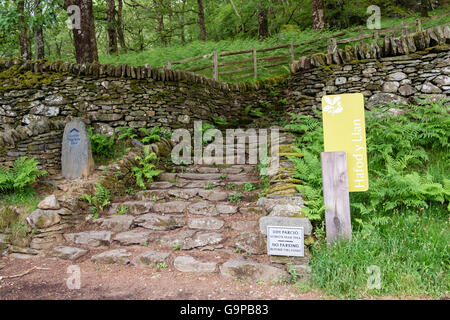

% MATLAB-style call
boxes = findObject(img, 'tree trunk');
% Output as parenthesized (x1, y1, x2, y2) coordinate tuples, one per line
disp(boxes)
(34, 0, 45, 59)
(197, 0, 207, 41)
(18, 1, 32, 60)
(117, 0, 127, 52)
(257, 9, 269, 40)
(106, 0, 118, 54)
(64, 0, 98, 64)
(312, 0, 325, 30)
(180, 0, 186, 43)
(154, 0, 167, 47)
(420, 0, 429, 17)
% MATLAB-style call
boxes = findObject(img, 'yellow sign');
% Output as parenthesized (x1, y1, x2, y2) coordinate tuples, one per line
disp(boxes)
(322, 93, 369, 192)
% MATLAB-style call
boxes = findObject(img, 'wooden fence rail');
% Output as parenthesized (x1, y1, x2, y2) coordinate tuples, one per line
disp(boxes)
(162, 11, 449, 82)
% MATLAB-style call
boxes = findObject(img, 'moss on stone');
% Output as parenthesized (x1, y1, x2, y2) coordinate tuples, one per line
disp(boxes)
(0, 65, 64, 92)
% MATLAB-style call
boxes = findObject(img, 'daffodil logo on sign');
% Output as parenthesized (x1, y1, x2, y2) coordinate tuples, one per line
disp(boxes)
(322, 93, 369, 192)
(323, 96, 343, 115)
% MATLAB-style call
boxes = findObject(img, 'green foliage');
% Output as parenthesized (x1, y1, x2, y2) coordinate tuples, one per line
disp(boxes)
(286, 101, 450, 224)
(81, 183, 111, 220)
(172, 242, 181, 251)
(204, 182, 216, 190)
(244, 183, 256, 192)
(132, 146, 163, 190)
(228, 192, 243, 203)
(310, 209, 449, 298)
(0, 157, 47, 196)
(118, 127, 137, 141)
(212, 117, 228, 126)
(88, 128, 116, 158)
(202, 122, 216, 144)
(140, 126, 162, 144)
(115, 204, 128, 215)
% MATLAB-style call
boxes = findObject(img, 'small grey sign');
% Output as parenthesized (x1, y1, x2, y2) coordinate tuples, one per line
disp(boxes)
(267, 226, 304, 257)
(67, 129, 81, 146)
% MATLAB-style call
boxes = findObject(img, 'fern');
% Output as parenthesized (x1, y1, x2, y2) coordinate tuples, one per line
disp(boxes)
(132, 146, 163, 190)
(140, 126, 162, 144)
(118, 126, 137, 140)
(88, 128, 116, 157)
(81, 183, 111, 219)
(0, 157, 47, 194)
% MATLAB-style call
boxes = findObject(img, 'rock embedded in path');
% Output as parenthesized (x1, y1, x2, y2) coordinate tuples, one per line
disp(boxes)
(64, 231, 113, 247)
(108, 201, 154, 215)
(134, 213, 186, 231)
(153, 201, 189, 214)
(97, 215, 135, 232)
(26, 209, 61, 229)
(61, 119, 95, 179)
(113, 230, 151, 245)
(220, 259, 289, 282)
(132, 250, 171, 267)
(91, 249, 131, 265)
(174, 256, 217, 273)
(49, 246, 88, 260)
(188, 218, 224, 230)
(233, 232, 266, 255)
(37, 195, 60, 210)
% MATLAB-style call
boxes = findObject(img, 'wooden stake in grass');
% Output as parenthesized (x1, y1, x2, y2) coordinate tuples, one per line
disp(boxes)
(321, 151, 352, 244)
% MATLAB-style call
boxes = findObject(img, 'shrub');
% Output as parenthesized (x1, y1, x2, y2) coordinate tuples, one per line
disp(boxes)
(88, 128, 116, 158)
(0, 157, 47, 195)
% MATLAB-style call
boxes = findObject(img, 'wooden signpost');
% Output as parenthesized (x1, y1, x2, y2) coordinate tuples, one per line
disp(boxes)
(321, 93, 368, 243)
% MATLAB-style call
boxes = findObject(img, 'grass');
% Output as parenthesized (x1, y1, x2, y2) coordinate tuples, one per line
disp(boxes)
(309, 207, 449, 299)
(98, 7, 450, 83)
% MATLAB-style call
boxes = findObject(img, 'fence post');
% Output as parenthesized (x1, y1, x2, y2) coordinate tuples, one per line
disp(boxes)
(401, 21, 407, 36)
(166, 60, 172, 69)
(416, 18, 422, 32)
(359, 27, 364, 45)
(252, 48, 257, 80)
(289, 43, 295, 62)
(327, 38, 337, 54)
(212, 51, 218, 81)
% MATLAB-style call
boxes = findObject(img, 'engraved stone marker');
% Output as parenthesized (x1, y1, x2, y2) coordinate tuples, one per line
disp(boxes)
(61, 119, 94, 179)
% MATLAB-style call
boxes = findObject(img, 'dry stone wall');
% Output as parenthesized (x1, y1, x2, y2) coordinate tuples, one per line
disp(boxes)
(0, 60, 281, 172)
(288, 25, 450, 113)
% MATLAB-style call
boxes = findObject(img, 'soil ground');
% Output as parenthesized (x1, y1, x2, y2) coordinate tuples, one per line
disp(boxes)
(0, 255, 322, 300)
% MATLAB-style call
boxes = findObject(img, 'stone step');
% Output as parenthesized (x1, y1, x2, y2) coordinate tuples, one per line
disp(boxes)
(63, 231, 113, 247)
(173, 165, 256, 174)
(157, 172, 260, 182)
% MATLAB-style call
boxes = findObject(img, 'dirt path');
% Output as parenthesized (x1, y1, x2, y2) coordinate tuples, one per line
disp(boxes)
(0, 256, 322, 300)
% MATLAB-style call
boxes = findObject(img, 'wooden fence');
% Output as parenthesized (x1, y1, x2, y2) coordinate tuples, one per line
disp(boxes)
(162, 12, 450, 82)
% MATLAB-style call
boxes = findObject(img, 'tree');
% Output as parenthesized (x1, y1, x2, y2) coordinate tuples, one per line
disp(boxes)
(312, 0, 325, 30)
(117, 0, 127, 51)
(34, 0, 45, 59)
(18, 1, 32, 60)
(197, 0, 206, 41)
(106, 0, 118, 54)
(420, 0, 429, 17)
(64, 0, 98, 63)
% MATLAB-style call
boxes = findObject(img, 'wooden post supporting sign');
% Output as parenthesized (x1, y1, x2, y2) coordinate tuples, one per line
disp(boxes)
(321, 151, 352, 243)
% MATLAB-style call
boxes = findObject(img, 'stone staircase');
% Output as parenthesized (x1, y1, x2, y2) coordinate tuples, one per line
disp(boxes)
(48, 161, 307, 282)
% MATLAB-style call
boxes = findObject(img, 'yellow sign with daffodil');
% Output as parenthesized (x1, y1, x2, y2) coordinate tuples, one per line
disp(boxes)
(322, 93, 369, 192)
